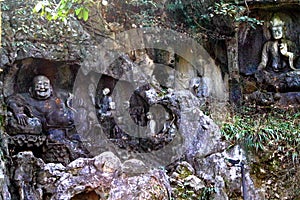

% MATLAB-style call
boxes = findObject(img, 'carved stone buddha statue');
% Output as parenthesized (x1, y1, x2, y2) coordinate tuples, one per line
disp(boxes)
(6, 75, 89, 164)
(255, 14, 300, 93)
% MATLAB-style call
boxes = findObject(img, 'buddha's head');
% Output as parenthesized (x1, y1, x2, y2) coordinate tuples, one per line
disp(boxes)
(103, 88, 110, 96)
(270, 15, 285, 40)
(30, 75, 52, 100)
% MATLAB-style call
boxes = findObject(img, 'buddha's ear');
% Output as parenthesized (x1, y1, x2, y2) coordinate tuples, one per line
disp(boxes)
(283, 25, 287, 32)
(269, 21, 274, 27)
(50, 85, 53, 96)
(29, 87, 33, 96)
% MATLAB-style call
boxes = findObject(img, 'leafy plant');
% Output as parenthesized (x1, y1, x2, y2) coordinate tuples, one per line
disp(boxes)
(200, 187, 216, 200)
(33, 0, 92, 22)
(172, 183, 215, 200)
(204, 1, 263, 28)
(221, 106, 300, 163)
(128, 0, 157, 7)
(126, 0, 163, 27)
(170, 162, 216, 199)
(1, 2, 10, 11)
(166, 0, 263, 39)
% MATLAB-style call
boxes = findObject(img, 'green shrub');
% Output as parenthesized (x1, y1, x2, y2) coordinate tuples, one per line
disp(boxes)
(221, 106, 300, 163)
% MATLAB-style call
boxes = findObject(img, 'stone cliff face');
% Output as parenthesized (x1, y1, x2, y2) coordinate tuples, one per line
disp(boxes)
(1, 87, 264, 199)
(2, 0, 295, 199)
(1, 1, 91, 64)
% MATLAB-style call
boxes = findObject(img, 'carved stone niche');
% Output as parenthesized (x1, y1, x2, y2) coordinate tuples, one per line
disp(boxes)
(238, 4, 300, 107)
(3, 58, 90, 165)
(4, 58, 79, 99)
(92, 73, 179, 154)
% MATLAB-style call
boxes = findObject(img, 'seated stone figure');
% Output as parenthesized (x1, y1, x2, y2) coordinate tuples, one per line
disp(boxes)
(6, 75, 88, 164)
(255, 14, 300, 92)
(7, 75, 74, 132)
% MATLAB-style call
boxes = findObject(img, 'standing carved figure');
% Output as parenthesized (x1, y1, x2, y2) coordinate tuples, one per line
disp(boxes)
(146, 112, 156, 137)
(98, 88, 114, 117)
(190, 77, 208, 98)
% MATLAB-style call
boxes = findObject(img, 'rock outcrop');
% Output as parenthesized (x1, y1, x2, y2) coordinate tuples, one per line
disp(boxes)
(12, 151, 170, 200)
(0, 0, 267, 199)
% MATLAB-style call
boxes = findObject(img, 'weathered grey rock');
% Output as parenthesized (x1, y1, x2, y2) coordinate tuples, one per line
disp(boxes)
(122, 159, 149, 176)
(175, 90, 227, 159)
(12, 151, 44, 200)
(94, 151, 122, 173)
(108, 169, 169, 200)
(169, 91, 264, 199)
(1, 0, 97, 66)
(0, 148, 11, 200)
(184, 175, 205, 191)
(191, 146, 265, 200)
(8, 151, 169, 200)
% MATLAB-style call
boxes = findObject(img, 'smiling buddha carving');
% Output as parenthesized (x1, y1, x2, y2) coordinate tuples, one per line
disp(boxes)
(7, 75, 74, 133)
(6, 75, 88, 164)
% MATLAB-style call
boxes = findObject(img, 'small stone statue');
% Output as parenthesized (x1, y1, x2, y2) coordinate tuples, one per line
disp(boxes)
(98, 88, 114, 117)
(146, 112, 156, 137)
(162, 112, 176, 140)
(257, 15, 297, 72)
(190, 77, 208, 98)
(88, 83, 96, 105)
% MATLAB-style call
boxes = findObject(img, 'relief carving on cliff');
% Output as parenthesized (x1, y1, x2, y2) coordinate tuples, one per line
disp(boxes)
(6, 74, 89, 165)
(255, 14, 300, 89)
(246, 14, 300, 106)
